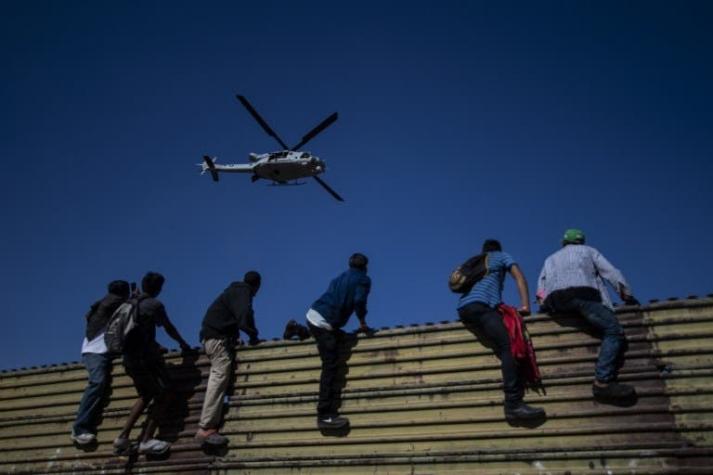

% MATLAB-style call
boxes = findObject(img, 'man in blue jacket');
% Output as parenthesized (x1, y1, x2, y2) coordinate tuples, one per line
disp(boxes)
(306, 253, 371, 429)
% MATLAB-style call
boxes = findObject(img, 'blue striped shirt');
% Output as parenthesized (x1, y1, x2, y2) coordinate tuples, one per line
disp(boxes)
(537, 244, 631, 309)
(458, 251, 515, 309)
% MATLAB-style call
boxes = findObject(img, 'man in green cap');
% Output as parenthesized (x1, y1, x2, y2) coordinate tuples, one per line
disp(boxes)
(536, 229, 640, 403)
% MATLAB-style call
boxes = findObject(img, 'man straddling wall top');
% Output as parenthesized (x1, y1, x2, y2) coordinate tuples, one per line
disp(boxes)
(537, 228, 641, 403)
(71, 280, 130, 446)
(456, 239, 545, 425)
(307, 253, 371, 429)
(196, 271, 263, 446)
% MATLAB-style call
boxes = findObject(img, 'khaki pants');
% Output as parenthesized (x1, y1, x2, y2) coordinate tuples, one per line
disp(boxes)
(199, 338, 234, 430)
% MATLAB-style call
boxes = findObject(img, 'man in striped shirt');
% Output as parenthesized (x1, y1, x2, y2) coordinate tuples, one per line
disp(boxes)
(537, 228, 640, 404)
(457, 239, 545, 425)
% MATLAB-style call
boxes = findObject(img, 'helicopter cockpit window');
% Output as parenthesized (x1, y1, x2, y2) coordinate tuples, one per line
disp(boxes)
(300, 152, 310, 158)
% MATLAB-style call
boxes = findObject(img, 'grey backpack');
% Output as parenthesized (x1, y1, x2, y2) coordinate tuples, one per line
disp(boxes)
(104, 298, 141, 354)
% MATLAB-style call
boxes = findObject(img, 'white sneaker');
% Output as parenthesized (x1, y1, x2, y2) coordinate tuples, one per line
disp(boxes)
(139, 438, 170, 455)
(71, 432, 96, 445)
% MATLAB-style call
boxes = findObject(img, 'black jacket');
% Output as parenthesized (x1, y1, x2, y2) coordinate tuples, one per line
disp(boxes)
(200, 282, 259, 342)
(85, 293, 126, 341)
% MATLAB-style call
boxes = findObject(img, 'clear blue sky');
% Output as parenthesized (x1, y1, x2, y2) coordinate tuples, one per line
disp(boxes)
(2, 1, 712, 370)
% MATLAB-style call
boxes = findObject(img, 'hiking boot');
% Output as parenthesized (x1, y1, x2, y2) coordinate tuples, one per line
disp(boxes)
(139, 438, 171, 455)
(317, 415, 349, 429)
(204, 433, 229, 446)
(593, 381, 636, 403)
(71, 432, 96, 446)
(504, 402, 546, 424)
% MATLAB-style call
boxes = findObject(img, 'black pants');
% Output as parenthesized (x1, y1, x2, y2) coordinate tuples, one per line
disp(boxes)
(458, 302, 523, 408)
(308, 323, 343, 418)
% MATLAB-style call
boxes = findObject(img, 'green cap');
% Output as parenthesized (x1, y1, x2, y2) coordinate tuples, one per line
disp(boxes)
(563, 228, 585, 244)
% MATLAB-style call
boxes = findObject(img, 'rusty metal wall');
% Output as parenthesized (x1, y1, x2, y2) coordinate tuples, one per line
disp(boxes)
(1, 297, 713, 474)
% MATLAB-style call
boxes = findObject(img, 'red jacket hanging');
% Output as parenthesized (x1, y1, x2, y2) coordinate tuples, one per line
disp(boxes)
(497, 304, 541, 385)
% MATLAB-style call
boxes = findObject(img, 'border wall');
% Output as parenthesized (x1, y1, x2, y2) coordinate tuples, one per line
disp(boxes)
(1, 296, 713, 474)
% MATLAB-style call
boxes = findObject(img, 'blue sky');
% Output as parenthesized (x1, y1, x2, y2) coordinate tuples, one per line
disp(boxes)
(2, 1, 712, 370)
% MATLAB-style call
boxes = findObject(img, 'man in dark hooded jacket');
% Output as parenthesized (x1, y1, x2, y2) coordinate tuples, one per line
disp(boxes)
(195, 271, 262, 445)
(71, 280, 130, 446)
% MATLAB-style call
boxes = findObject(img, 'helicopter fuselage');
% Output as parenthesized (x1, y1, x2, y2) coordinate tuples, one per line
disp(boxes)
(252, 151, 325, 182)
(202, 151, 326, 183)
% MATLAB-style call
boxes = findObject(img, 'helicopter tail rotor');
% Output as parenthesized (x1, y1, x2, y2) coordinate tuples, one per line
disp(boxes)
(201, 156, 220, 182)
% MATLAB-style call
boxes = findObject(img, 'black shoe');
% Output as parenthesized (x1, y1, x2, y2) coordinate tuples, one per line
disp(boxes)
(504, 403, 546, 424)
(317, 415, 349, 429)
(593, 382, 636, 402)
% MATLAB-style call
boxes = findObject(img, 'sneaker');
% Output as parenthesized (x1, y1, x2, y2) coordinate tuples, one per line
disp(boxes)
(504, 402, 546, 424)
(138, 438, 171, 455)
(195, 429, 228, 446)
(317, 415, 349, 429)
(113, 437, 131, 455)
(71, 432, 96, 446)
(593, 381, 636, 402)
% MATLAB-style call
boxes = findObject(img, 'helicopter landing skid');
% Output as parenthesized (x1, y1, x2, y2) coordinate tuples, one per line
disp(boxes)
(268, 181, 306, 186)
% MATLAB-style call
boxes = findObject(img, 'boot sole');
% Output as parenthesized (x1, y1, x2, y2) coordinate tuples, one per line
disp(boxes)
(318, 420, 349, 429)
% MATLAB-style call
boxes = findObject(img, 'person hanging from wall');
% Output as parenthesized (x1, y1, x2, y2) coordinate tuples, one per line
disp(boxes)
(306, 253, 372, 429)
(71, 280, 130, 447)
(455, 239, 546, 425)
(113, 272, 192, 456)
(195, 271, 263, 447)
(537, 228, 640, 404)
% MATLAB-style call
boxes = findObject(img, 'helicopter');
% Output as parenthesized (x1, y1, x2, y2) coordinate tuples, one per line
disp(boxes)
(199, 95, 344, 201)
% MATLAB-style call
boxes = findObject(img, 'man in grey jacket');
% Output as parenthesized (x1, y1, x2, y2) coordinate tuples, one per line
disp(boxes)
(537, 229, 640, 403)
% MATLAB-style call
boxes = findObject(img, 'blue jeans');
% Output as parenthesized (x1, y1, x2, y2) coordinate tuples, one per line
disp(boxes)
(73, 353, 112, 435)
(560, 298, 625, 382)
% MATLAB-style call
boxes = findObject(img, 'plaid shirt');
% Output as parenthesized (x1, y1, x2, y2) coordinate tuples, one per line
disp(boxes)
(537, 244, 631, 309)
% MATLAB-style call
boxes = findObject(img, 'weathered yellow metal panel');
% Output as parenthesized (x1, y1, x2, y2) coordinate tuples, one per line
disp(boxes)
(0, 297, 712, 473)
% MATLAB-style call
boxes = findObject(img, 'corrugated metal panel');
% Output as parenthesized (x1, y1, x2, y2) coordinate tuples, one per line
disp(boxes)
(1, 297, 712, 474)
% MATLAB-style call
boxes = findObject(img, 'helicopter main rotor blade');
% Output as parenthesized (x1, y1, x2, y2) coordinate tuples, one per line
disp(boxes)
(313, 175, 344, 202)
(236, 95, 289, 150)
(291, 112, 338, 151)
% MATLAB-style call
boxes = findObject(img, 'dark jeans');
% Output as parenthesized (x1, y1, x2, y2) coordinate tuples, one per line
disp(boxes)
(73, 352, 112, 435)
(123, 348, 171, 403)
(308, 323, 343, 418)
(458, 302, 523, 408)
(558, 298, 625, 383)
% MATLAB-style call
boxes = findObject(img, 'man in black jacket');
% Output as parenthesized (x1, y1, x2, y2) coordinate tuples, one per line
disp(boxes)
(195, 271, 262, 445)
(71, 280, 130, 446)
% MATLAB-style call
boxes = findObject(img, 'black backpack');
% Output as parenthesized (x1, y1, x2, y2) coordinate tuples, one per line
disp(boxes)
(448, 254, 489, 294)
(104, 298, 142, 354)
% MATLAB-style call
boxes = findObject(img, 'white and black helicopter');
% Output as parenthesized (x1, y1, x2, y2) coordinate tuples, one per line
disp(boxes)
(199, 95, 344, 201)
